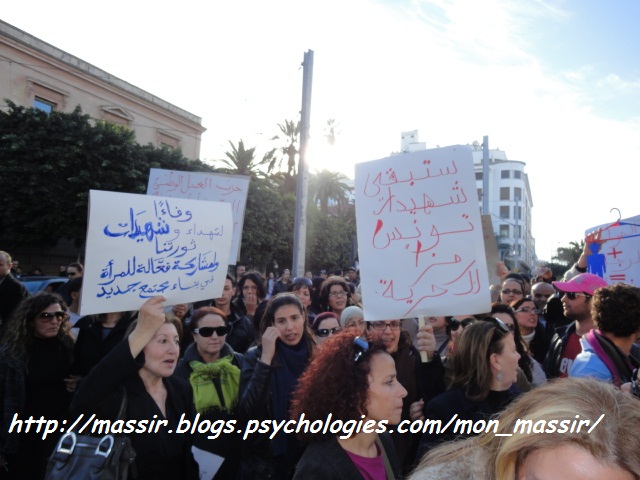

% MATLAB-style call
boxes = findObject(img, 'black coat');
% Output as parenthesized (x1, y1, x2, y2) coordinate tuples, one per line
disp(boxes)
(70, 340, 199, 480)
(293, 434, 400, 480)
(0, 275, 29, 336)
(71, 313, 136, 376)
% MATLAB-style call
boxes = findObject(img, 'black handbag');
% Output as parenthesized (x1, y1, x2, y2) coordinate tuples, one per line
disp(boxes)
(45, 390, 136, 480)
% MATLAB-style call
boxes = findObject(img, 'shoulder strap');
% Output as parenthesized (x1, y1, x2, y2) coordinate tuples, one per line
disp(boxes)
(585, 330, 633, 386)
(377, 435, 395, 480)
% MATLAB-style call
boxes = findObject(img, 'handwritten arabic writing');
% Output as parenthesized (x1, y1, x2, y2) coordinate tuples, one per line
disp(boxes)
(355, 146, 491, 319)
(82, 191, 233, 315)
(587, 214, 640, 285)
(147, 168, 250, 263)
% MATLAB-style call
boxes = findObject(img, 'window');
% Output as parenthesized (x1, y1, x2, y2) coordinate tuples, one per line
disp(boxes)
(500, 224, 510, 237)
(27, 78, 68, 112)
(514, 187, 522, 201)
(500, 206, 510, 218)
(515, 206, 522, 220)
(477, 188, 483, 201)
(501, 170, 510, 179)
(157, 131, 181, 149)
(514, 170, 522, 179)
(500, 187, 510, 200)
(33, 97, 56, 113)
(516, 226, 522, 238)
(475, 172, 483, 181)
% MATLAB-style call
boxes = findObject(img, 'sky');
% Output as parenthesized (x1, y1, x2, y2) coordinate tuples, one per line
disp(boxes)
(3, 0, 640, 262)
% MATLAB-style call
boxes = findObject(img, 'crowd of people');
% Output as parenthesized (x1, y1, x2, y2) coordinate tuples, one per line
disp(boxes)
(0, 246, 639, 479)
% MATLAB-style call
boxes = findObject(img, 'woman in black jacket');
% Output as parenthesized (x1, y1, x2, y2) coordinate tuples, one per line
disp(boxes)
(70, 296, 198, 480)
(0, 293, 75, 479)
(238, 293, 315, 480)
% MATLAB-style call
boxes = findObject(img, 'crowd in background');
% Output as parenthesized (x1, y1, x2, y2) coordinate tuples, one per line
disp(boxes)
(0, 239, 639, 479)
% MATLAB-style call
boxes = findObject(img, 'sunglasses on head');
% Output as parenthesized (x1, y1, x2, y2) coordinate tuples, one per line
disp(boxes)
(194, 326, 229, 337)
(353, 336, 369, 363)
(38, 311, 68, 322)
(482, 317, 511, 347)
(562, 291, 590, 300)
(315, 326, 342, 337)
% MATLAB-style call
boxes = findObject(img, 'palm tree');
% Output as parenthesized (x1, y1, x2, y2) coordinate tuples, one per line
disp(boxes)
(270, 120, 299, 176)
(324, 118, 339, 146)
(309, 170, 352, 213)
(552, 240, 584, 266)
(218, 140, 275, 177)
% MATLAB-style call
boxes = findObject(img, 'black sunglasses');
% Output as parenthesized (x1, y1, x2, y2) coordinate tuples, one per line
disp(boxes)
(315, 326, 342, 337)
(194, 326, 229, 337)
(562, 291, 591, 300)
(38, 311, 68, 322)
(482, 317, 510, 347)
(353, 336, 369, 363)
(447, 317, 476, 332)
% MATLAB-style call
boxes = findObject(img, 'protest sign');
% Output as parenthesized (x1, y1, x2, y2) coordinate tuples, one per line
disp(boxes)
(147, 168, 249, 263)
(81, 190, 233, 315)
(586, 213, 640, 285)
(355, 145, 491, 319)
(482, 214, 501, 287)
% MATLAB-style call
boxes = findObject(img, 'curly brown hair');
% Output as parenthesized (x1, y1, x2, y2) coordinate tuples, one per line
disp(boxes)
(191, 306, 228, 330)
(319, 276, 353, 312)
(592, 283, 640, 337)
(0, 292, 73, 361)
(289, 332, 387, 442)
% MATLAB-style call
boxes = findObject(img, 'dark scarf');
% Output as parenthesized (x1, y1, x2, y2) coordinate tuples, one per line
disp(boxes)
(270, 339, 308, 456)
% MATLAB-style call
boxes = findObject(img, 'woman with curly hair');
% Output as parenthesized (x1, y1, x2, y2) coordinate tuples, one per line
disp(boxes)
(0, 292, 75, 479)
(319, 276, 353, 318)
(238, 293, 315, 479)
(291, 334, 406, 479)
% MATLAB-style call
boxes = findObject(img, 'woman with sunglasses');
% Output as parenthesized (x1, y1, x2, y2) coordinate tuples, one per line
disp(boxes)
(239, 293, 315, 479)
(0, 293, 75, 479)
(416, 318, 521, 462)
(291, 334, 405, 479)
(175, 306, 244, 479)
(511, 296, 552, 366)
(311, 312, 342, 346)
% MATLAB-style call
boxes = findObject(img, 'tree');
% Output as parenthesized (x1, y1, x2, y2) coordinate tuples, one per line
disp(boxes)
(0, 101, 212, 249)
(218, 139, 275, 178)
(239, 178, 295, 271)
(552, 240, 584, 267)
(309, 170, 352, 213)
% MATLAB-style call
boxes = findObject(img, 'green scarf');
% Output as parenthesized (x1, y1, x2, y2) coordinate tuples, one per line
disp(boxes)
(189, 355, 240, 413)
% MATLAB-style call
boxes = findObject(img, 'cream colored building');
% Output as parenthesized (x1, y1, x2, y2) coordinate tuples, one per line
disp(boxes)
(0, 19, 205, 159)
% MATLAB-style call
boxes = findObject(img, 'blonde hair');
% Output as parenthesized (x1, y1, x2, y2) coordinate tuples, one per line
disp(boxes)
(415, 378, 640, 479)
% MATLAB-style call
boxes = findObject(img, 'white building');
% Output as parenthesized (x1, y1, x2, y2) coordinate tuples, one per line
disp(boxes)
(471, 142, 536, 271)
(396, 133, 536, 272)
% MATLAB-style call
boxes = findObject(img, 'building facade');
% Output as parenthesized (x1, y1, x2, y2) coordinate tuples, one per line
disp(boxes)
(471, 143, 536, 271)
(0, 20, 205, 159)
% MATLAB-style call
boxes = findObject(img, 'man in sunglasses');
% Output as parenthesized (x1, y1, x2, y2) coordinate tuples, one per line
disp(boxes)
(543, 273, 608, 378)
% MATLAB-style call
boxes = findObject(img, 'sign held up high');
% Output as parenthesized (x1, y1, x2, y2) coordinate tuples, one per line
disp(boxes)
(355, 145, 491, 320)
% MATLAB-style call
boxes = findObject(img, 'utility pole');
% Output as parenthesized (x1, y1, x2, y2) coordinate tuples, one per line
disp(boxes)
(292, 50, 314, 277)
(482, 135, 489, 215)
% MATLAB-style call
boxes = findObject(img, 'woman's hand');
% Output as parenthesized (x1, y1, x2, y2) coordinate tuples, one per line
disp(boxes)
(410, 399, 425, 421)
(260, 326, 281, 365)
(64, 375, 82, 393)
(417, 324, 436, 359)
(128, 296, 167, 358)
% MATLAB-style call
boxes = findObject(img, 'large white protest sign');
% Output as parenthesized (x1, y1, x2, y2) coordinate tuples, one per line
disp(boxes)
(355, 145, 491, 319)
(147, 169, 249, 263)
(81, 190, 233, 315)
(586, 213, 640, 285)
